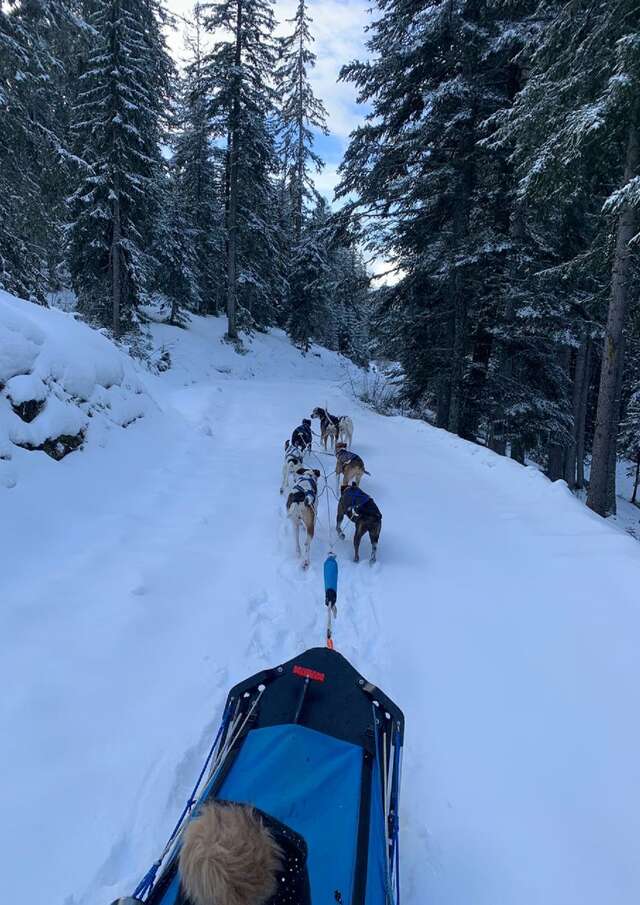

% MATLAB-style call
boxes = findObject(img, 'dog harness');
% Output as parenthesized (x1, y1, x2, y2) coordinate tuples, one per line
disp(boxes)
(341, 485, 380, 520)
(286, 445, 304, 466)
(292, 423, 312, 449)
(336, 447, 360, 468)
(291, 475, 318, 507)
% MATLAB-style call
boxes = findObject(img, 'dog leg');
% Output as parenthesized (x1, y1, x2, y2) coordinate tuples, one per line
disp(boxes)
(369, 522, 381, 564)
(303, 511, 314, 568)
(294, 518, 301, 557)
(353, 522, 366, 563)
(280, 461, 289, 494)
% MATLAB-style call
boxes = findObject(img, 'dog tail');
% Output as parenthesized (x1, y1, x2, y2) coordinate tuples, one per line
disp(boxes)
(364, 469, 371, 475)
(179, 801, 282, 905)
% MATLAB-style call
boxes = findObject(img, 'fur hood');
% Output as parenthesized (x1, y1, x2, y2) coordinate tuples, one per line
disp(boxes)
(179, 802, 283, 905)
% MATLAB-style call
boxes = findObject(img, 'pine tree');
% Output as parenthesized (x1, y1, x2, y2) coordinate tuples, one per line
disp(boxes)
(338, 0, 535, 436)
(287, 197, 330, 350)
(275, 0, 328, 244)
(151, 166, 201, 324)
(0, 0, 80, 300)
(201, 0, 281, 338)
(68, 0, 173, 335)
(174, 3, 225, 315)
(496, 0, 640, 514)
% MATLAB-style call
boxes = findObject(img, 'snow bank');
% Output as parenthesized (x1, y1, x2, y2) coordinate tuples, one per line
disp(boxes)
(0, 290, 151, 487)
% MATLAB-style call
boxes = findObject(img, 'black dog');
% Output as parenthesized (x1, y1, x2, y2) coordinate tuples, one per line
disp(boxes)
(336, 483, 382, 563)
(291, 418, 312, 454)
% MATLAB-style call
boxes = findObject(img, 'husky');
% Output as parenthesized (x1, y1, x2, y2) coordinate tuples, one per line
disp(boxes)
(311, 407, 353, 450)
(335, 442, 369, 492)
(286, 466, 321, 568)
(280, 439, 305, 494)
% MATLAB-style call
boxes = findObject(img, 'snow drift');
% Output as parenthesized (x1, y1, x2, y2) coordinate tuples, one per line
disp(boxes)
(0, 290, 151, 487)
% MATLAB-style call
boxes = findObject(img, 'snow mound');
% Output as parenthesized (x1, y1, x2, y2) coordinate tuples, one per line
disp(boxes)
(0, 290, 152, 487)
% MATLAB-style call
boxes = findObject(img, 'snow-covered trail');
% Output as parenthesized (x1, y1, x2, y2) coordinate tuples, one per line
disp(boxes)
(3, 315, 640, 905)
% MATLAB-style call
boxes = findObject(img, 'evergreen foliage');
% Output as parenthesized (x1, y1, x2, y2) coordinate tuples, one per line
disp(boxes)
(67, 0, 174, 333)
(339, 0, 640, 510)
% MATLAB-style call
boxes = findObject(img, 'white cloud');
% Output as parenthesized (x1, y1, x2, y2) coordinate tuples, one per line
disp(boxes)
(166, 0, 370, 143)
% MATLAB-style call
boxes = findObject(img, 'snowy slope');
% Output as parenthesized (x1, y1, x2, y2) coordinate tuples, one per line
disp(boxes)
(2, 308, 640, 905)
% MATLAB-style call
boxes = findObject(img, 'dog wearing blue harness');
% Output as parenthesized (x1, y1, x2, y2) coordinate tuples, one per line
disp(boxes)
(286, 466, 321, 568)
(281, 439, 305, 494)
(337, 482, 382, 563)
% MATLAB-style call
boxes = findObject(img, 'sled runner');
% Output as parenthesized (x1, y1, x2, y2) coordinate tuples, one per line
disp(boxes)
(127, 646, 404, 905)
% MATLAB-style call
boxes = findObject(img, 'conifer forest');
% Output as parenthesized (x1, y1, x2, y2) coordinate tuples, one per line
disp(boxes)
(3, 0, 640, 515)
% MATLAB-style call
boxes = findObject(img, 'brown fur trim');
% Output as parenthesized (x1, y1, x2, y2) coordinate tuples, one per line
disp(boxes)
(179, 802, 282, 905)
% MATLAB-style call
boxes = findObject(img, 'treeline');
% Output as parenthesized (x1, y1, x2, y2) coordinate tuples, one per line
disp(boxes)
(339, 0, 640, 516)
(0, 0, 369, 363)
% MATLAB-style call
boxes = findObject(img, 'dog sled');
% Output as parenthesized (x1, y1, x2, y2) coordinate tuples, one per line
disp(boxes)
(122, 646, 404, 905)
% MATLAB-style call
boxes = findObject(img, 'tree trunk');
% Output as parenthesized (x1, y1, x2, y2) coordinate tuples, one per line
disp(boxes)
(447, 286, 467, 434)
(461, 327, 492, 440)
(547, 443, 565, 482)
(632, 454, 640, 504)
(587, 114, 640, 516)
(510, 439, 525, 464)
(565, 337, 591, 489)
(547, 346, 571, 480)
(576, 341, 591, 490)
(605, 348, 625, 515)
(112, 191, 121, 338)
(225, 0, 243, 341)
(294, 31, 304, 245)
(436, 376, 451, 428)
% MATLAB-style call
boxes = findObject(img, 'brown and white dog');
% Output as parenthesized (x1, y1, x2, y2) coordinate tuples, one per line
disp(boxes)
(335, 442, 369, 491)
(280, 439, 305, 494)
(311, 407, 353, 451)
(286, 466, 321, 568)
(311, 406, 337, 450)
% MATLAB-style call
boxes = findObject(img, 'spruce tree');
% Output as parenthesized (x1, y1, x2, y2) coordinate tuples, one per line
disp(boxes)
(67, 0, 173, 335)
(275, 0, 328, 244)
(174, 3, 225, 315)
(0, 0, 79, 300)
(338, 0, 534, 436)
(151, 167, 201, 324)
(497, 0, 640, 514)
(201, 0, 281, 338)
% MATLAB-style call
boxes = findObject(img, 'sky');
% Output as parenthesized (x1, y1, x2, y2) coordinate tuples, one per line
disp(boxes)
(165, 0, 372, 210)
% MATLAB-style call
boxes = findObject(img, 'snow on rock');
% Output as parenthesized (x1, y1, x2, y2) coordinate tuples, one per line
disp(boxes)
(0, 290, 152, 480)
(5, 373, 47, 405)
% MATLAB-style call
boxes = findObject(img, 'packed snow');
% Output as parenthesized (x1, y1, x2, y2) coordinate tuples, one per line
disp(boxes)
(2, 301, 640, 905)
